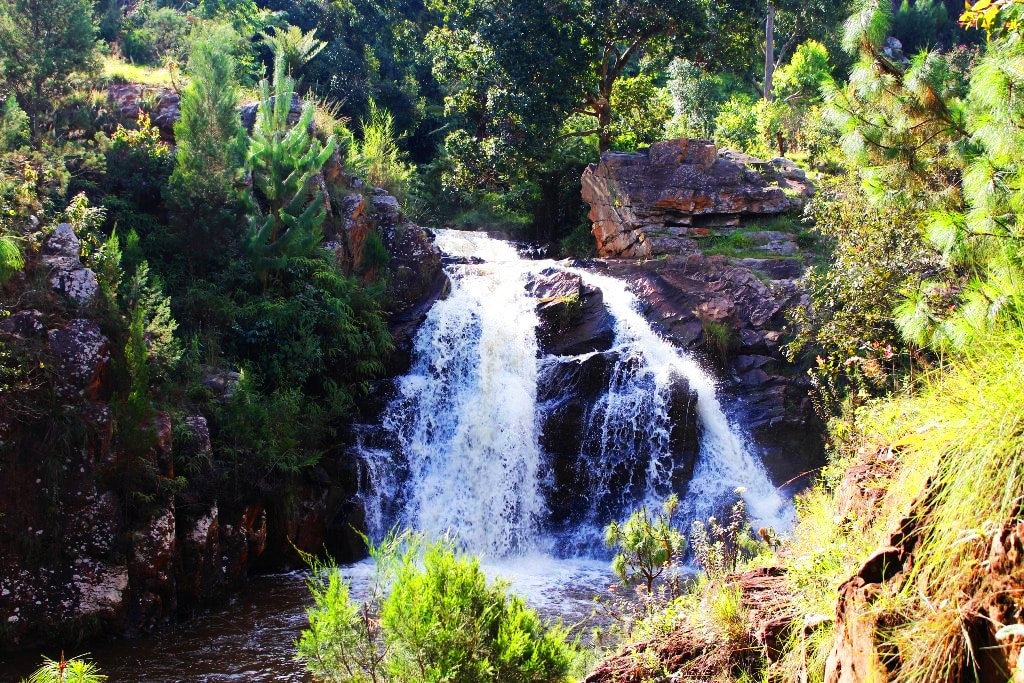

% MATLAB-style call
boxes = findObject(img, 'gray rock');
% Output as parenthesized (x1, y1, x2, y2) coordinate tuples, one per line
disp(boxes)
(43, 223, 80, 257)
(0, 309, 44, 337)
(47, 319, 110, 398)
(527, 268, 615, 356)
(202, 368, 241, 400)
(43, 224, 98, 305)
(370, 191, 403, 227)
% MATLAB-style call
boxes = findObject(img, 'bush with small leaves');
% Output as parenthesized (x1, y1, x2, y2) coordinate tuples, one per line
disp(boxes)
(690, 492, 760, 581)
(604, 495, 685, 594)
(297, 535, 576, 683)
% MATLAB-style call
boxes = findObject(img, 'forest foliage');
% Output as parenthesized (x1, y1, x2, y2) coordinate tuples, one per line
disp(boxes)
(4, 0, 1024, 680)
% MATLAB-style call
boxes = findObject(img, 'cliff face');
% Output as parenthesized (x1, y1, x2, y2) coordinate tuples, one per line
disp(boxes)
(581, 139, 809, 259)
(580, 139, 823, 483)
(0, 86, 446, 650)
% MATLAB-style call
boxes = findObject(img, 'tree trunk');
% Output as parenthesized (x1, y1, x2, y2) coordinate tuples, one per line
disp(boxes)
(596, 92, 612, 154)
(764, 2, 776, 101)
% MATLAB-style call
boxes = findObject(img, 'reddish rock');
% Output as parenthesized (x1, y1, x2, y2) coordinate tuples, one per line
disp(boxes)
(130, 507, 177, 625)
(581, 139, 792, 258)
(106, 84, 181, 139)
(177, 503, 222, 602)
(152, 411, 173, 478)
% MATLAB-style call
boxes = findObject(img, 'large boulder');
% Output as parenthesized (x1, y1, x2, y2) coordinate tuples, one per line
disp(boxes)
(43, 224, 98, 306)
(581, 139, 795, 258)
(47, 319, 110, 400)
(526, 268, 614, 356)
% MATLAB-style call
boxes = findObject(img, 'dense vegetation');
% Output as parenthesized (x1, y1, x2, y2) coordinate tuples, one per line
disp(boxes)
(5, 0, 1024, 679)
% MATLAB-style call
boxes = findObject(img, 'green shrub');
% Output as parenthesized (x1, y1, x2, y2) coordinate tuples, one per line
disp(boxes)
(101, 113, 173, 214)
(891, 0, 949, 54)
(168, 21, 247, 275)
(297, 537, 576, 683)
(665, 58, 735, 139)
(690, 494, 759, 581)
(714, 94, 760, 152)
(213, 371, 324, 475)
(0, 96, 30, 151)
(0, 233, 24, 284)
(359, 230, 390, 276)
(383, 541, 575, 683)
(787, 179, 932, 413)
(558, 222, 595, 258)
(123, 6, 190, 66)
(608, 71, 672, 151)
(604, 495, 685, 593)
(699, 317, 737, 363)
(260, 25, 326, 77)
(352, 102, 413, 202)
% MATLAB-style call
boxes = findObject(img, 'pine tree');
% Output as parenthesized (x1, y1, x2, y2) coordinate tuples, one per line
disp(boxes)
(245, 53, 336, 279)
(168, 22, 248, 274)
(0, 0, 98, 140)
(830, 0, 1024, 350)
(260, 25, 325, 77)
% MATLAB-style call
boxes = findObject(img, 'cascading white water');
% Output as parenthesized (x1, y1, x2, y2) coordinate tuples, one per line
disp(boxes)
(357, 229, 791, 560)
(570, 269, 791, 529)
(370, 230, 547, 555)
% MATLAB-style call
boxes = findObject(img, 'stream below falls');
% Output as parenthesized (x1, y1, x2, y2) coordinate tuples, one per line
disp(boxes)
(0, 230, 794, 682)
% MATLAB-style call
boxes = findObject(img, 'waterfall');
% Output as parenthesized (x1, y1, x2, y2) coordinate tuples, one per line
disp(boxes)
(366, 231, 547, 555)
(570, 269, 790, 529)
(357, 229, 791, 559)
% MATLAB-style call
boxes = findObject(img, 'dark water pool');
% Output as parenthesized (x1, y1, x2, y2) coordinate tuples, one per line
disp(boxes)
(1, 556, 612, 682)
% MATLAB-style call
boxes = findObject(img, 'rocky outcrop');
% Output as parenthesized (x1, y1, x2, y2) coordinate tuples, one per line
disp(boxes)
(526, 268, 614, 356)
(578, 141, 823, 482)
(106, 84, 181, 139)
(42, 223, 99, 306)
(581, 139, 803, 259)
(320, 168, 447, 371)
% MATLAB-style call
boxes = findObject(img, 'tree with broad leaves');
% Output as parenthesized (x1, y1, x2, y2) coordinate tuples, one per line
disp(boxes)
(432, 0, 760, 154)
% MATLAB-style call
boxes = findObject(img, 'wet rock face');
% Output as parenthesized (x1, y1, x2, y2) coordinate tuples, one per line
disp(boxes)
(537, 353, 701, 526)
(601, 255, 823, 483)
(380, 222, 448, 370)
(526, 268, 614, 356)
(581, 139, 794, 258)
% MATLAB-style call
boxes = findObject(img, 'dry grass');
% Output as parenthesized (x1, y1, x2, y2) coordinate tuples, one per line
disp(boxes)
(101, 56, 180, 88)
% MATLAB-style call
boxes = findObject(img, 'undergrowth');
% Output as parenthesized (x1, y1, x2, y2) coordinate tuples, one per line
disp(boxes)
(774, 328, 1024, 681)
(611, 329, 1024, 682)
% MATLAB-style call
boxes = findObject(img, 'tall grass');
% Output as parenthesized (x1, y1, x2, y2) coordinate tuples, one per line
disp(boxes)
(771, 328, 1024, 681)
(866, 330, 1024, 681)
(351, 102, 412, 202)
(101, 55, 178, 87)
